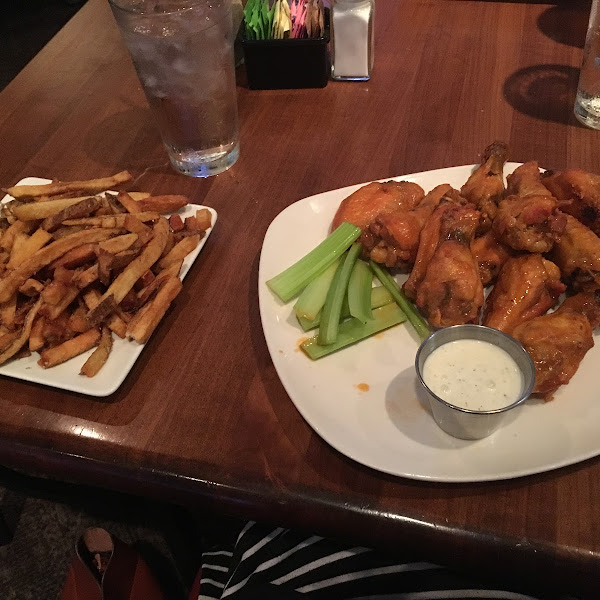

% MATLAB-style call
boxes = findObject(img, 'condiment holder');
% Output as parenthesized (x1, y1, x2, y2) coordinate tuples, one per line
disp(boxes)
(415, 325, 535, 440)
(241, 9, 330, 90)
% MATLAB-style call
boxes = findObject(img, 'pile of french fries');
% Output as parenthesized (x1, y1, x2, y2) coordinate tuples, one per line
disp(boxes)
(0, 171, 211, 377)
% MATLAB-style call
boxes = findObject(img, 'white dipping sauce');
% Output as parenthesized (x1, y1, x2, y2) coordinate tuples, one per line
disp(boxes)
(422, 339, 524, 411)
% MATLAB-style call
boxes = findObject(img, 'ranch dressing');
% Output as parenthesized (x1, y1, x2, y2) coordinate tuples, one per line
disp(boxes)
(422, 339, 523, 411)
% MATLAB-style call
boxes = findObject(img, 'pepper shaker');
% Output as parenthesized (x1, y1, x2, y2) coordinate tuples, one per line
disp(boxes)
(331, 0, 375, 81)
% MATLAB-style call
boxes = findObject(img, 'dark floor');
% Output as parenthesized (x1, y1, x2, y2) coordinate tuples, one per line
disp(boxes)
(1, 0, 87, 91)
(0, 467, 205, 599)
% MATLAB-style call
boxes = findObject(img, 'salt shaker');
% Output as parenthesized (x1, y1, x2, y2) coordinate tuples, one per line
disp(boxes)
(331, 0, 375, 81)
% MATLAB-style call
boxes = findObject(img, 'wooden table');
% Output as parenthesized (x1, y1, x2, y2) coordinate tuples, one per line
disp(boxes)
(0, 0, 598, 595)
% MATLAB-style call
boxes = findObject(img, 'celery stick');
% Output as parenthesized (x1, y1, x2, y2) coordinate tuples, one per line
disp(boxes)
(318, 243, 361, 345)
(293, 258, 340, 320)
(297, 285, 395, 331)
(347, 259, 373, 324)
(302, 303, 407, 360)
(369, 260, 430, 340)
(266, 222, 362, 302)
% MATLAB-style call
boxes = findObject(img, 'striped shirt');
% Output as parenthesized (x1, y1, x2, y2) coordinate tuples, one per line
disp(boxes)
(195, 522, 548, 600)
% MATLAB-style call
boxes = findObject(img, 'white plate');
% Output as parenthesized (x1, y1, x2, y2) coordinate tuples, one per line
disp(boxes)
(0, 177, 217, 397)
(258, 164, 600, 483)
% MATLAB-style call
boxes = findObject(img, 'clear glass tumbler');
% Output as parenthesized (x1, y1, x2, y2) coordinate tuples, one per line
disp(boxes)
(109, 0, 240, 177)
(574, 0, 600, 129)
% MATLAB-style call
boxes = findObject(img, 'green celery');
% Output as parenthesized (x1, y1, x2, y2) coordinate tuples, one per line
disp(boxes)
(293, 259, 340, 320)
(347, 259, 373, 324)
(369, 260, 430, 340)
(266, 222, 362, 303)
(297, 286, 395, 331)
(302, 303, 407, 360)
(318, 243, 361, 345)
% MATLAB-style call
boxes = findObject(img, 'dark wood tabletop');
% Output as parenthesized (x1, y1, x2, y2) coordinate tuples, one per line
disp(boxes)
(0, 0, 598, 595)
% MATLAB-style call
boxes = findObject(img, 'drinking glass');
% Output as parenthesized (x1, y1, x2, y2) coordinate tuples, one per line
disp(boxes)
(109, 0, 240, 177)
(574, 0, 600, 129)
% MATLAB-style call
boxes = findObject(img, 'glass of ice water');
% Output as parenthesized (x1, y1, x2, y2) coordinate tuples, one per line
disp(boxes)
(574, 0, 600, 129)
(109, 0, 239, 177)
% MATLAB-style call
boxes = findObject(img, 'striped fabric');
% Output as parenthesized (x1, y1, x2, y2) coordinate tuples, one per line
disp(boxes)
(195, 522, 546, 600)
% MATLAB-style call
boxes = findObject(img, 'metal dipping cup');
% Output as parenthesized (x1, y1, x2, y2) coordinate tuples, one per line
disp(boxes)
(109, 0, 240, 177)
(415, 325, 535, 440)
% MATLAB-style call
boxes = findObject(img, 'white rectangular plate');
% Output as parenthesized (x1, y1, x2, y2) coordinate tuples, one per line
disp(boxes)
(0, 177, 216, 397)
(258, 164, 600, 483)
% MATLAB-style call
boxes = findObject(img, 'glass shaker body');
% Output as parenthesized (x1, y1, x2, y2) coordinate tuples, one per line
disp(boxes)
(331, 0, 375, 81)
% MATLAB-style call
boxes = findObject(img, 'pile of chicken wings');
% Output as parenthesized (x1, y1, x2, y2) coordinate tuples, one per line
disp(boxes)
(332, 142, 600, 399)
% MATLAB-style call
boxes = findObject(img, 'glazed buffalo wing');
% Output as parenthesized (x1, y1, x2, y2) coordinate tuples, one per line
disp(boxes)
(482, 255, 565, 334)
(364, 184, 451, 267)
(542, 168, 600, 236)
(470, 229, 514, 287)
(493, 162, 566, 253)
(550, 214, 600, 292)
(460, 141, 508, 231)
(513, 291, 600, 399)
(331, 180, 424, 231)
(404, 203, 483, 327)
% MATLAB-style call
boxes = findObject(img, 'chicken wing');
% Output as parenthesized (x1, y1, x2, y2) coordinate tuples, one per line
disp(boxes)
(492, 162, 566, 253)
(460, 141, 508, 231)
(482, 254, 565, 335)
(470, 229, 514, 287)
(364, 184, 452, 268)
(331, 180, 424, 231)
(513, 291, 600, 399)
(549, 213, 600, 292)
(405, 203, 483, 327)
(542, 168, 600, 236)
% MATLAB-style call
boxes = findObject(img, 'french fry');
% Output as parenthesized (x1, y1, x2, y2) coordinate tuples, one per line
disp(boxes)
(68, 305, 92, 334)
(41, 196, 102, 232)
(82, 289, 127, 338)
(87, 218, 169, 324)
(98, 233, 138, 254)
(9, 228, 53, 269)
(0, 228, 116, 303)
(38, 327, 101, 369)
(117, 192, 142, 214)
(41, 281, 68, 306)
(12, 197, 95, 221)
(7, 233, 30, 269)
(4, 171, 132, 200)
(127, 192, 151, 201)
(195, 209, 212, 231)
(62, 212, 160, 228)
(157, 234, 200, 269)
(127, 275, 183, 344)
(0, 330, 20, 353)
(43, 285, 79, 320)
(52, 226, 85, 240)
(0, 298, 42, 365)
(19, 279, 44, 296)
(137, 260, 182, 306)
(169, 214, 184, 232)
(74, 264, 99, 289)
(123, 214, 153, 245)
(51, 244, 96, 270)
(0, 294, 17, 329)
(29, 316, 46, 352)
(0, 221, 31, 251)
(135, 195, 188, 213)
(80, 326, 113, 377)
(42, 313, 72, 347)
